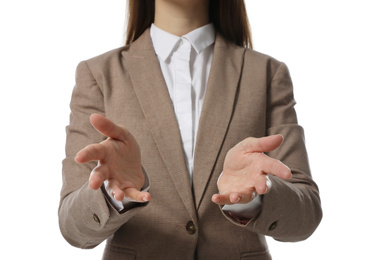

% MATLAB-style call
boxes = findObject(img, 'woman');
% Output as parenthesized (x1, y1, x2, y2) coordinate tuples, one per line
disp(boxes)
(59, 0, 322, 259)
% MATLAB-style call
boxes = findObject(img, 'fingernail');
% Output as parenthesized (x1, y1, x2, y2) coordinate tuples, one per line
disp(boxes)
(143, 196, 149, 202)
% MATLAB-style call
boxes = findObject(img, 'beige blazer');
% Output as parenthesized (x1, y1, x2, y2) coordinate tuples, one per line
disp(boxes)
(59, 29, 322, 260)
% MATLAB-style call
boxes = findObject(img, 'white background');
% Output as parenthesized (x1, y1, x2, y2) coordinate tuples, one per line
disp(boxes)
(1, 0, 370, 259)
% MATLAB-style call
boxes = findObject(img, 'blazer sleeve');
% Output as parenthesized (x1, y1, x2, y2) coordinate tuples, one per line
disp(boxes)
(58, 61, 147, 249)
(252, 62, 322, 241)
(222, 62, 322, 242)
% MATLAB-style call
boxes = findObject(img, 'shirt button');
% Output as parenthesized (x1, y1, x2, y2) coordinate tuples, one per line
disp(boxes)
(269, 221, 278, 231)
(186, 221, 196, 235)
(93, 214, 100, 224)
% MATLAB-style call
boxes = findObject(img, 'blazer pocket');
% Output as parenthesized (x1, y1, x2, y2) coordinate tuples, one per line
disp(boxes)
(103, 245, 137, 260)
(240, 249, 271, 260)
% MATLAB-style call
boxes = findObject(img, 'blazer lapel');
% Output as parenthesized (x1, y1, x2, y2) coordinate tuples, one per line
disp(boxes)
(121, 30, 197, 221)
(193, 34, 246, 209)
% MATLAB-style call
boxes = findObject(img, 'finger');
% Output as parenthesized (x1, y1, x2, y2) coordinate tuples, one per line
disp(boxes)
(212, 193, 241, 205)
(241, 134, 284, 153)
(114, 190, 125, 202)
(259, 154, 292, 180)
(75, 143, 107, 163)
(89, 164, 110, 190)
(124, 187, 151, 203)
(229, 193, 241, 204)
(90, 113, 130, 142)
(212, 193, 255, 205)
(108, 179, 125, 201)
(238, 191, 259, 204)
(255, 175, 271, 195)
(212, 193, 229, 205)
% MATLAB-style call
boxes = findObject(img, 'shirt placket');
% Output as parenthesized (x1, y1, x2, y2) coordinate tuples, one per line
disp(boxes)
(173, 38, 194, 177)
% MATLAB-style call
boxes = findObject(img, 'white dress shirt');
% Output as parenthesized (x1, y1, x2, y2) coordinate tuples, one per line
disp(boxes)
(150, 23, 214, 178)
(105, 23, 261, 218)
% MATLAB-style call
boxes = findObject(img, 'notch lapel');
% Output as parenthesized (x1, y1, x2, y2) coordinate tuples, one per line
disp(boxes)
(193, 34, 246, 209)
(121, 30, 197, 221)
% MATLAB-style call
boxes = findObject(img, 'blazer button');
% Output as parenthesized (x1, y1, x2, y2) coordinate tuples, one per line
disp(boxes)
(269, 221, 278, 231)
(186, 221, 196, 235)
(93, 214, 100, 224)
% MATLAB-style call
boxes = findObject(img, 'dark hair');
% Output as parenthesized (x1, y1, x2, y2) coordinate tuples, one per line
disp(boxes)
(125, 0, 253, 48)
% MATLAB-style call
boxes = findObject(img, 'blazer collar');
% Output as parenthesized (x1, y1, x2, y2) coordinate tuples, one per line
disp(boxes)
(121, 29, 246, 213)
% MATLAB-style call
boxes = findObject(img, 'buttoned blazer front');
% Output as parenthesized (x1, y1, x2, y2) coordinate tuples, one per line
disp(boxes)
(59, 29, 322, 260)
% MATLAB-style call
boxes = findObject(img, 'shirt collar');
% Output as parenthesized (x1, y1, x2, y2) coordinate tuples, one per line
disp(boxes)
(150, 23, 215, 61)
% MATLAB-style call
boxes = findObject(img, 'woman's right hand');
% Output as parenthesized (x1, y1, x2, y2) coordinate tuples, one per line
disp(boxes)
(75, 113, 150, 203)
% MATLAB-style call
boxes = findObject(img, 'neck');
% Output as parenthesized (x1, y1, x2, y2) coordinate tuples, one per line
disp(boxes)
(154, 0, 210, 36)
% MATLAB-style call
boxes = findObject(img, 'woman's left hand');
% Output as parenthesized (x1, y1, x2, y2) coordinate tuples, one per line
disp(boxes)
(211, 135, 292, 205)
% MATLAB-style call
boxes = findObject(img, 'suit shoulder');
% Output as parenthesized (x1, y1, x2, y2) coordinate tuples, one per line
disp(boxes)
(83, 45, 129, 69)
(243, 49, 286, 77)
(73, 45, 134, 82)
(245, 49, 282, 66)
